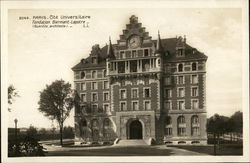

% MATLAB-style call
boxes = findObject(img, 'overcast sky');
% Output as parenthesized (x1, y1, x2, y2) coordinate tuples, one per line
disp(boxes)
(7, 8, 243, 129)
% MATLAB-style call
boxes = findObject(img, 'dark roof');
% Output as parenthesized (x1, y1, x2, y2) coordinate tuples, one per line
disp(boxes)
(72, 38, 207, 71)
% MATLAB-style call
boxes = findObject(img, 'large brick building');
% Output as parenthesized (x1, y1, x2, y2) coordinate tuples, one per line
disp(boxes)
(72, 15, 208, 145)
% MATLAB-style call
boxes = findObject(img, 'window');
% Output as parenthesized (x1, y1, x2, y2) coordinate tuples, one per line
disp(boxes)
(177, 128, 186, 136)
(132, 50, 137, 58)
(191, 115, 200, 136)
(165, 116, 172, 125)
(103, 104, 110, 114)
(80, 82, 86, 90)
(120, 90, 126, 99)
(103, 118, 111, 129)
(80, 119, 87, 127)
(103, 92, 109, 101)
(192, 100, 199, 109)
(165, 101, 172, 110)
(178, 88, 185, 97)
(178, 64, 183, 72)
(132, 89, 138, 98)
(120, 102, 126, 111)
(120, 51, 125, 59)
(92, 82, 97, 90)
(191, 75, 198, 84)
(121, 80, 126, 86)
(132, 101, 139, 111)
(92, 105, 98, 114)
(103, 70, 107, 77)
(164, 77, 171, 85)
(144, 88, 150, 98)
(92, 93, 97, 102)
(103, 81, 109, 89)
(192, 62, 197, 71)
(191, 87, 198, 97)
(92, 71, 97, 78)
(178, 101, 185, 110)
(144, 101, 151, 110)
(165, 89, 172, 98)
(80, 93, 86, 102)
(164, 128, 172, 136)
(144, 49, 149, 56)
(80, 71, 85, 79)
(178, 76, 184, 84)
(177, 116, 186, 136)
(178, 116, 185, 123)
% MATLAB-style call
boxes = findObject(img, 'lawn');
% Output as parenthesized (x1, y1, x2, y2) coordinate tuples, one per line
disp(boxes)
(168, 144, 243, 155)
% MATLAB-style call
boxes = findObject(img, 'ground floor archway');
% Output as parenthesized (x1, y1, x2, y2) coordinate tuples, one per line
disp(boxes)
(129, 120, 142, 139)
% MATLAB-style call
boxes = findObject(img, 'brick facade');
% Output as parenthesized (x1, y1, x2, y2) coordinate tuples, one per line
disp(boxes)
(72, 15, 208, 145)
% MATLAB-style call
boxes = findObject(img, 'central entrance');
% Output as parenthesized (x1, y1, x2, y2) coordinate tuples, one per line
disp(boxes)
(129, 120, 142, 139)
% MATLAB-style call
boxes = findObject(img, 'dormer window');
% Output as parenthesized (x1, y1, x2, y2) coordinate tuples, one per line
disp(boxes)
(178, 64, 183, 72)
(177, 48, 184, 57)
(92, 57, 97, 64)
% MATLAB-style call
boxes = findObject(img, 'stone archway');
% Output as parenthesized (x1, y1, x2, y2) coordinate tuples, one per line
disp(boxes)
(129, 120, 142, 139)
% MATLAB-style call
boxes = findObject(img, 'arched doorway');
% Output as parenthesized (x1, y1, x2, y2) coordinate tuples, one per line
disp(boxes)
(129, 120, 142, 139)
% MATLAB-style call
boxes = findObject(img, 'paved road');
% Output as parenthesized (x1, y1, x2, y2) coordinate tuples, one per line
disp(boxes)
(43, 144, 209, 156)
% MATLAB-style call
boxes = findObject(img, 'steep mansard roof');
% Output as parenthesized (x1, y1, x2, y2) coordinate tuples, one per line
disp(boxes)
(71, 38, 207, 71)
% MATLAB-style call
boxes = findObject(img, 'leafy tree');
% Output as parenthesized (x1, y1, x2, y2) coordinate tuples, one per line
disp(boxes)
(27, 126, 38, 138)
(8, 85, 19, 111)
(38, 80, 74, 146)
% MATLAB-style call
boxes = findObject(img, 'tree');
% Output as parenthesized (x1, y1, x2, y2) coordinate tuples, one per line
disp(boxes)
(8, 85, 19, 111)
(38, 80, 74, 146)
(27, 125, 38, 138)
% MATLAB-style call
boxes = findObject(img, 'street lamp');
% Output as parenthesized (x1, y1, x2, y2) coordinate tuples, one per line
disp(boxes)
(14, 118, 18, 155)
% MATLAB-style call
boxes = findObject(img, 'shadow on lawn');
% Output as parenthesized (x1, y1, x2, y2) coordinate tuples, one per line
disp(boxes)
(168, 144, 243, 156)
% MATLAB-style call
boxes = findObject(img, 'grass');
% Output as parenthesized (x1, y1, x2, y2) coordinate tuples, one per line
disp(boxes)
(168, 144, 243, 155)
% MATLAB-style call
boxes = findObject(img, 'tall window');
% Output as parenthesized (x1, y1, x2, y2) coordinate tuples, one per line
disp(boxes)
(120, 51, 125, 59)
(120, 90, 126, 99)
(178, 76, 184, 84)
(144, 88, 150, 98)
(192, 62, 197, 71)
(177, 116, 186, 136)
(178, 88, 185, 97)
(103, 70, 107, 77)
(103, 81, 109, 89)
(103, 92, 109, 101)
(80, 94, 86, 102)
(191, 87, 198, 97)
(165, 89, 172, 98)
(132, 101, 139, 111)
(120, 102, 126, 111)
(144, 49, 149, 56)
(191, 115, 200, 136)
(191, 75, 198, 84)
(103, 104, 110, 114)
(164, 77, 171, 85)
(92, 105, 98, 114)
(144, 101, 150, 110)
(192, 100, 199, 109)
(92, 82, 97, 90)
(178, 64, 183, 72)
(92, 93, 97, 102)
(132, 50, 137, 58)
(178, 100, 185, 110)
(80, 71, 85, 79)
(165, 116, 172, 136)
(132, 89, 138, 98)
(103, 118, 110, 128)
(165, 101, 172, 110)
(80, 82, 86, 90)
(92, 71, 97, 78)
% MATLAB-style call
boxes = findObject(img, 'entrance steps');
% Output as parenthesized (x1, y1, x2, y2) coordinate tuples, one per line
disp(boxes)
(114, 139, 148, 146)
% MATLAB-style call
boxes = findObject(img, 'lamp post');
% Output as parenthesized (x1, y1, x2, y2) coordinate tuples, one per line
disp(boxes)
(14, 118, 18, 155)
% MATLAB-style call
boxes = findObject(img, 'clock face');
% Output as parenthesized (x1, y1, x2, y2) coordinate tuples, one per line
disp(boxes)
(129, 36, 141, 48)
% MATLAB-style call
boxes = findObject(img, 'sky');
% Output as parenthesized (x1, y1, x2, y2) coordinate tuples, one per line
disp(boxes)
(7, 8, 244, 129)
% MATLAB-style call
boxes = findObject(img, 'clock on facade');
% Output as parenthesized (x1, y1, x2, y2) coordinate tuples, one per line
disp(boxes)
(128, 35, 141, 48)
